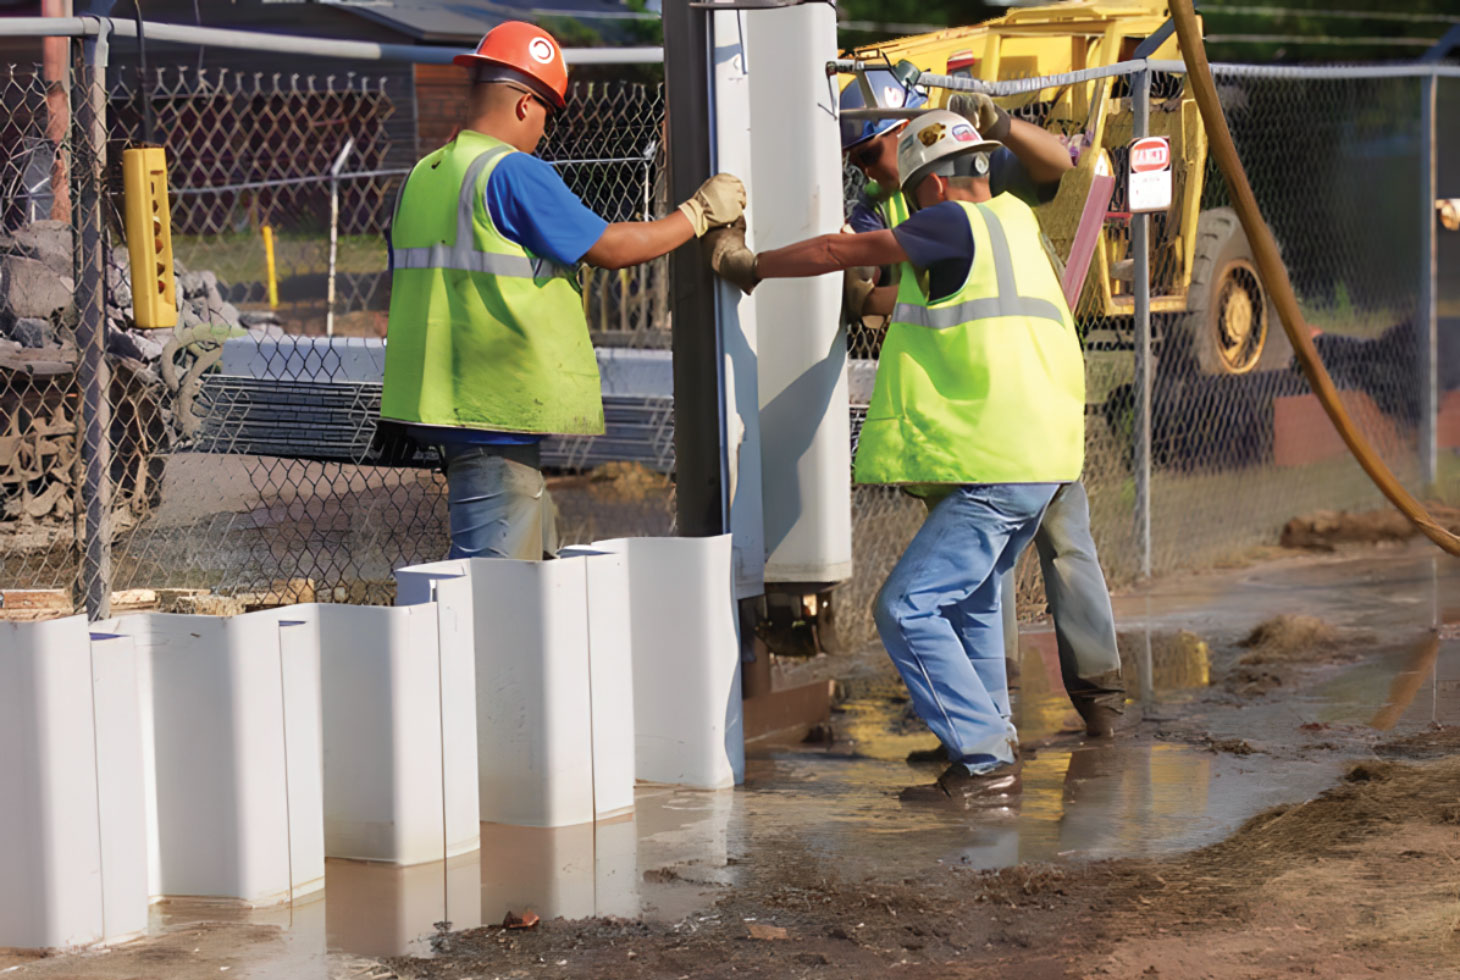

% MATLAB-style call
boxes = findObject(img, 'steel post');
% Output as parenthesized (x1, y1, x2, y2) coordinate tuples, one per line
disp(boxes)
(75, 21, 111, 618)
(1132, 68, 1153, 578)
(663, 0, 726, 537)
(1420, 72, 1438, 491)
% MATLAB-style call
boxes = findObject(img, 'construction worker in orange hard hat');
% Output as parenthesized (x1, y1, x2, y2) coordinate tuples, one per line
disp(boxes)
(381, 22, 746, 561)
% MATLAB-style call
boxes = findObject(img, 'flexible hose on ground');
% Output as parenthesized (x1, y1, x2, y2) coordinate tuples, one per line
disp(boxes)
(1169, 0, 1460, 558)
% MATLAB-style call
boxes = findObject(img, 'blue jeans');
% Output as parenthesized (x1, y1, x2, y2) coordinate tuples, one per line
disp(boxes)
(442, 444, 558, 560)
(999, 481, 1125, 710)
(874, 483, 1057, 773)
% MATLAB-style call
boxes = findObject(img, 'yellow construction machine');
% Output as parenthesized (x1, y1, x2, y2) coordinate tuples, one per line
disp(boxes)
(847, 0, 1288, 375)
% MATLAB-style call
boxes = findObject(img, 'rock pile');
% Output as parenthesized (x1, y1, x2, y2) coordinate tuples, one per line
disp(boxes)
(0, 218, 283, 363)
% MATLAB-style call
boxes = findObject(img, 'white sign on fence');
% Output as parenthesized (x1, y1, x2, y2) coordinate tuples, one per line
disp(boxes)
(1128, 135, 1172, 213)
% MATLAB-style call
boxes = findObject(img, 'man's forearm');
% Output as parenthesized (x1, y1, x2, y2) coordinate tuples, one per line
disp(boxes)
(758, 229, 907, 279)
(584, 212, 695, 270)
(1002, 117, 1074, 186)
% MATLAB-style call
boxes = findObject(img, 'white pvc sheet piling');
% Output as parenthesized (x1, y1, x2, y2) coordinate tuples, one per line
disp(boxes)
(580, 535, 744, 789)
(264, 602, 479, 866)
(0, 619, 148, 949)
(708, 2, 767, 601)
(396, 554, 634, 827)
(745, 3, 853, 584)
(95, 611, 325, 905)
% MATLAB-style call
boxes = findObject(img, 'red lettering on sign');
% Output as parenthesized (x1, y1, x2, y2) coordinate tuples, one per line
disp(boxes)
(1130, 136, 1170, 173)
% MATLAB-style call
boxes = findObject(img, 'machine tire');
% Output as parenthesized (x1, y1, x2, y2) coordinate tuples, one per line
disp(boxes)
(1180, 207, 1291, 375)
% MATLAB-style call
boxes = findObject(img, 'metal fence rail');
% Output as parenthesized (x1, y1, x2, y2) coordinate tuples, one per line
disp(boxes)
(0, 19, 1455, 640)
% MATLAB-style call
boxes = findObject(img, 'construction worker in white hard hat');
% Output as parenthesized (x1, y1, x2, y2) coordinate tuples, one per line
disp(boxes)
(707, 109, 1085, 806)
(381, 21, 745, 560)
(842, 80, 1127, 742)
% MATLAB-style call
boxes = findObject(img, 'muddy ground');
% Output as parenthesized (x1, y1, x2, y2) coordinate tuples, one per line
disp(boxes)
(4, 547, 1458, 980)
(381, 755, 1460, 980)
(368, 614, 1460, 980)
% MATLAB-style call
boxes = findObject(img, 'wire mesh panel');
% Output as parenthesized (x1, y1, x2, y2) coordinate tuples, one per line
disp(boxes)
(90, 66, 673, 604)
(1138, 68, 1427, 575)
(0, 62, 82, 593)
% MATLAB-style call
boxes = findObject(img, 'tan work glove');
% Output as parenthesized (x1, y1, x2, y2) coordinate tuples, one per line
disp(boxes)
(843, 266, 876, 323)
(678, 173, 747, 238)
(701, 217, 758, 295)
(947, 92, 1011, 142)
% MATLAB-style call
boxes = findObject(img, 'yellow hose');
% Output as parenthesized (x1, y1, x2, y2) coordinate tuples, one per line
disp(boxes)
(1169, 0, 1460, 558)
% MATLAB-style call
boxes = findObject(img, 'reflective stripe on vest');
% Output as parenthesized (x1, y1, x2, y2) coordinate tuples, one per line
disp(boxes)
(890, 204, 1066, 329)
(389, 145, 573, 280)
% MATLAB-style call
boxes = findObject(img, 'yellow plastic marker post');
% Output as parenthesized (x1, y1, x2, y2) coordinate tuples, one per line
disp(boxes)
(261, 224, 279, 309)
(121, 146, 178, 329)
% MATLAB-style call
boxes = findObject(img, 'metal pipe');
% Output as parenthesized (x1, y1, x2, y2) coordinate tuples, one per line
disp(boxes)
(75, 21, 112, 619)
(0, 17, 663, 64)
(41, 0, 72, 223)
(1420, 74, 1438, 491)
(1132, 68, 1152, 579)
(663, 0, 727, 538)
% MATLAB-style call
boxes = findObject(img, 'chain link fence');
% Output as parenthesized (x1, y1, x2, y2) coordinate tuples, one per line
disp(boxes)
(0, 28, 1454, 633)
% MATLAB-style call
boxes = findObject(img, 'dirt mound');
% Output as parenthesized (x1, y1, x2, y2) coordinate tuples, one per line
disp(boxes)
(1375, 724, 1460, 760)
(1281, 503, 1460, 551)
(1190, 757, 1459, 869)
(1235, 614, 1344, 665)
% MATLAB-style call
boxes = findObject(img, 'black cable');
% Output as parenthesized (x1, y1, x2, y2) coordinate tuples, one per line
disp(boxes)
(133, 0, 154, 145)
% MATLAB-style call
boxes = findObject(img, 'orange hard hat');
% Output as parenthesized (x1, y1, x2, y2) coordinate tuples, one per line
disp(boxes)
(454, 21, 568, 111)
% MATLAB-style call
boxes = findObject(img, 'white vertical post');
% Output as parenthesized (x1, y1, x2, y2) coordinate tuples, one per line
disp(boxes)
(1132, 68, 1153, 578)
(745, 3, 851, 585)
(710, 5, 766, 598)
(326, 137, 354, 338)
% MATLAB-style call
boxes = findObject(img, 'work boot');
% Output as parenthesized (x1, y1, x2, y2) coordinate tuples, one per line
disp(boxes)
(1074, 700, 1128, 738)
(899, 762, 1021, 807)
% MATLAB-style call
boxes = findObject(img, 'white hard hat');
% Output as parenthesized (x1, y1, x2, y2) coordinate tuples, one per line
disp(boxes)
(896, 109, 1003, 205)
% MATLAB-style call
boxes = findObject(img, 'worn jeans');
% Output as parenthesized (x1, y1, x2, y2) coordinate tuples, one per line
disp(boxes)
(442, 443, 558, 560)
(874, 483, 1057, 773)
(998, 481, 1125, 710)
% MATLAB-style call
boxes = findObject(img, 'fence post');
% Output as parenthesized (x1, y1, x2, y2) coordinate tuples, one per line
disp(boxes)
(74, 22, 112, 619)
(1132, 67, 1153, 577)
(326, 137, 354, 338)
(1419, 71, 1438, 493)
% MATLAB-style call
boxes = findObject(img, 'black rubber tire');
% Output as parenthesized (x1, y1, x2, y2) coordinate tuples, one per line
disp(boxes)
(1181, 207, 1292, 375)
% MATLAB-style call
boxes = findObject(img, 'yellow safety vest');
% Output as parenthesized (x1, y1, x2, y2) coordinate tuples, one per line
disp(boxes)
(853, 196, 1085, 486)
(381, 130, 604, 436)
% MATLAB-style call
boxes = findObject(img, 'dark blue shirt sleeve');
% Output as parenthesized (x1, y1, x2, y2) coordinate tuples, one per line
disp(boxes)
(484, 152, 609, 266)
(891, 202, 976, 305)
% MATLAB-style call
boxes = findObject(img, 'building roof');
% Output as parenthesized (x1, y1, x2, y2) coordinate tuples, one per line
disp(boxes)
(318, 0, 657, 45)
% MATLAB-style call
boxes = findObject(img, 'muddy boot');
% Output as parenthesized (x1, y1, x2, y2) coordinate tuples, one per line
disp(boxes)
(905, 743, 950, 764)
(1074, 699, 1128, 738)
(899, 762, 1021, 807)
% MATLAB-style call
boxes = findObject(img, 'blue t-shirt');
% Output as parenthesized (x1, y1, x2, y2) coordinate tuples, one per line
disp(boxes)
(407, 151, 608, 449)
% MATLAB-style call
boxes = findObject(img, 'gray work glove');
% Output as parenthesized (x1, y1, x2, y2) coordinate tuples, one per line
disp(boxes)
(701, 217, 759, 295)
(948, 92, 1012, 142)
(678, 173, 747, 237)
(843, 266, 876, 323)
